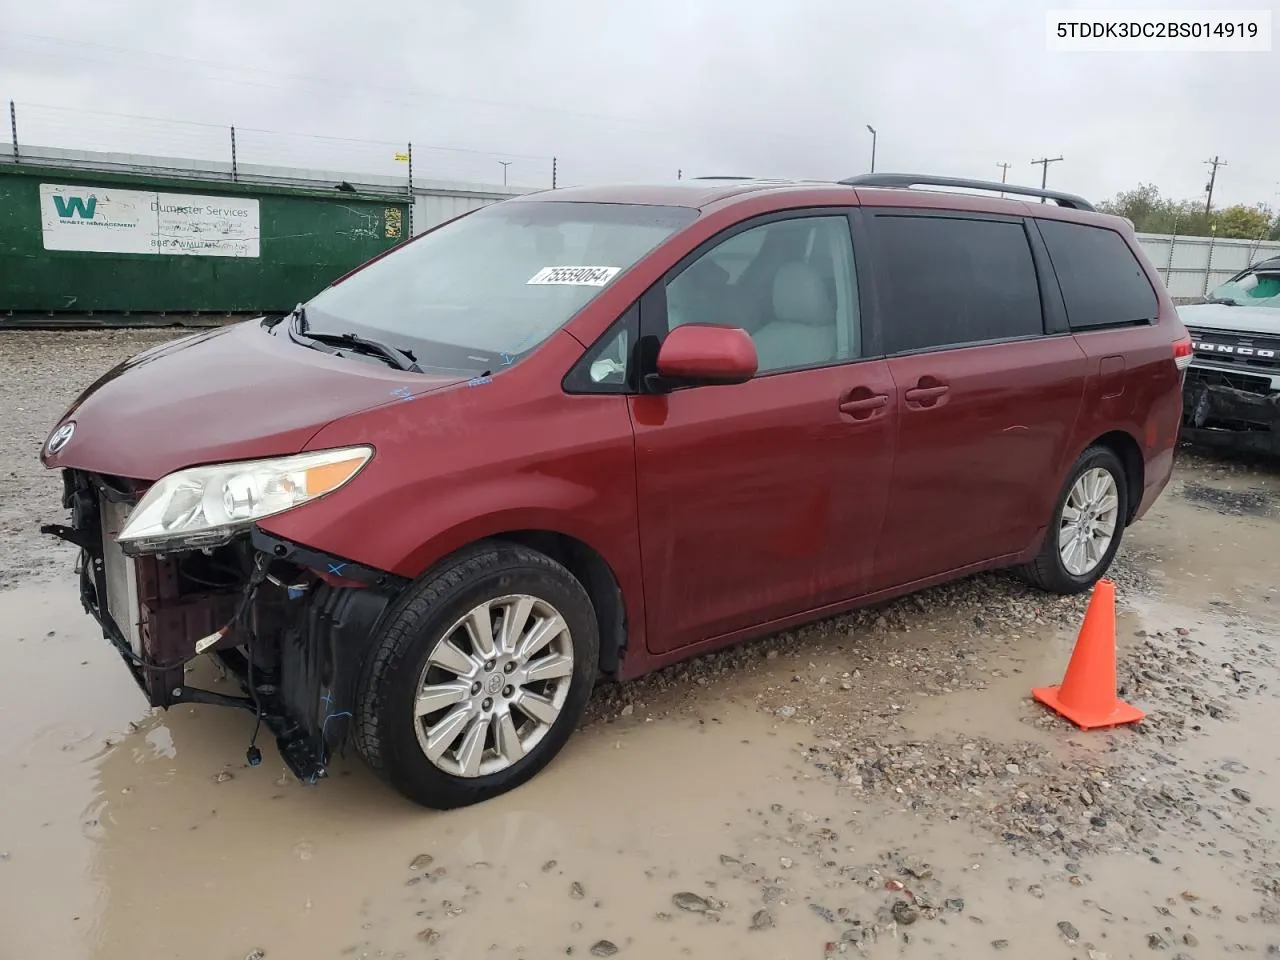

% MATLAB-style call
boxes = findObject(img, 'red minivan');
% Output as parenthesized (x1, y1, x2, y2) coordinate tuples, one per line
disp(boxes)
(40, 174, 1190, 808)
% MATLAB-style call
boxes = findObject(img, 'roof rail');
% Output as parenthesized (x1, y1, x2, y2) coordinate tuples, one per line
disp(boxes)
(690, 175, 757, 180)
(838, 173, 1095, 212)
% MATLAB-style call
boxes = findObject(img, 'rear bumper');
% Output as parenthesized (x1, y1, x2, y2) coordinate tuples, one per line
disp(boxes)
(1134, 444, 1176, 522)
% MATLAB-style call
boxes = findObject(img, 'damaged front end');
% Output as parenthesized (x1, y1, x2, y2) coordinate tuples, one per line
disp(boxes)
(43, 468, 407, 782)
(1180, 322, 1280, 456)
(1182, 367, 1280, 456)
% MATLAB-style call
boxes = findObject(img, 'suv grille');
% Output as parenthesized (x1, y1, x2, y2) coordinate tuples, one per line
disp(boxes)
(1186, 326, 1280, 373)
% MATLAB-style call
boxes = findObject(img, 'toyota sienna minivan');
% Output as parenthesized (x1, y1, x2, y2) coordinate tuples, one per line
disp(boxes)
(40, 173, 1190, 809)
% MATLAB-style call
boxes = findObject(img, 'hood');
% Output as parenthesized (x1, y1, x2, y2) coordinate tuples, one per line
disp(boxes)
(1177, 302, 1280, 336)
(41, 320, 466, 481)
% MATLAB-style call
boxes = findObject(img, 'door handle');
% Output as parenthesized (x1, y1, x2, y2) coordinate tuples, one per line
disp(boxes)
(904, 385, 949, 404)
(838, 393, 889, 418)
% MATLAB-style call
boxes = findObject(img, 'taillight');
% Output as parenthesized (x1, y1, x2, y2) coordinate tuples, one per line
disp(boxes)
(1173, 336, 1193, 372)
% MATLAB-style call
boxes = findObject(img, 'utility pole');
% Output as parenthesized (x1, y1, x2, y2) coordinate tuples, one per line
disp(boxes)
(551, 156, 557, 189)
(1203, 155, 1226, 216)
(677, 168, 682, 180)
(996, 161, 1011, 198)
(9, 100, 18, 162)
(1030, 156, 1063, 202)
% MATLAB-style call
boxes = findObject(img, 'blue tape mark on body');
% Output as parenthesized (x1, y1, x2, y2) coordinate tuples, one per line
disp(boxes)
(321, 710, 352, 737)
(466, 376, 493, 387)
(327, 562, 347, 576)
(390, 386, 413, 401)
(308, 690, 351, 781)
(498, 331, 541, 360)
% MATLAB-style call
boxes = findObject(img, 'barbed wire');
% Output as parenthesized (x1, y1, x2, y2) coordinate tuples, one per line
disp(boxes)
(10, 101, 557, 187)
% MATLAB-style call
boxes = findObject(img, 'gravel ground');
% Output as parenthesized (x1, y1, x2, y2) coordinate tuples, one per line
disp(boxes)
(0, 329, 185, 586)
(2, 327, 1279, 959)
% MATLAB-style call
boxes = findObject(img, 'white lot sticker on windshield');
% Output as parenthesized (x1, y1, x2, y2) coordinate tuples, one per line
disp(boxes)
(527, 266, 621, 286)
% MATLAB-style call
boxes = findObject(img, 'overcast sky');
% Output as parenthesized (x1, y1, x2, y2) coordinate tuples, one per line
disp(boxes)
(1, 0, 1276, 207)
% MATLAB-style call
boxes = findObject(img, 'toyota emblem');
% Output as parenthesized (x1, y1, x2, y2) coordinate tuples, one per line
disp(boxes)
(46, 421, 75, 455)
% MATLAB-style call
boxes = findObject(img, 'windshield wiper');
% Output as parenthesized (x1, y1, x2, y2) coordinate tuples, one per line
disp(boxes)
(289, 306, 423, 373)
(1205, 296, 1238, 306)
(305, 331, 423, 373)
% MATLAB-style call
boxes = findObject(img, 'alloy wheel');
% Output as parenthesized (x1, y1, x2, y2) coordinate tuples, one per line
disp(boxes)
(1058, 467, 1120, 577)
(412, 594, 575, 778)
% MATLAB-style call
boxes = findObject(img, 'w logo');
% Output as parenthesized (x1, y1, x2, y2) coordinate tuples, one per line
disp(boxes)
(53, 195, 97, 219)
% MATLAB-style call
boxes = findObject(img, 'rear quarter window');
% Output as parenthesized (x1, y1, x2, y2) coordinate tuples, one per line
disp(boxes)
(1037, 219, 1158, 330)
(872, 215, 1044, 354)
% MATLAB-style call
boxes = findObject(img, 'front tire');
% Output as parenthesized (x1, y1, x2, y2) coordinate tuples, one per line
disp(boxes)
(1018, 445, 1128, 595)
(354, 542, 599, 809)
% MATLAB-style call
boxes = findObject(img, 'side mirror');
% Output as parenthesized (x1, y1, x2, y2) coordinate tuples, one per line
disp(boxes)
(654, 324, 757, 387)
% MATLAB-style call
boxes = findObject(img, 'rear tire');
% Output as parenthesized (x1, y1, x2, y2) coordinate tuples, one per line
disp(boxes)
(353, 541, 599, 809)
(1018, 445, 1128, 595)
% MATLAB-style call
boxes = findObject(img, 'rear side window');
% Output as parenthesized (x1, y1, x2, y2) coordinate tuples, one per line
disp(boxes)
(1037, 219, 1158, 329)
(873, 215, 1043, 354)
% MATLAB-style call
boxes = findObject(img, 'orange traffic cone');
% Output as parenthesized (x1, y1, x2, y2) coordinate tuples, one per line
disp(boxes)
(1032, 578, 1144, 730)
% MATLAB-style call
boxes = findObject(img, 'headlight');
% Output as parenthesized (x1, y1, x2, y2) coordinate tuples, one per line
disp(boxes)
(117, 446, 373, 554)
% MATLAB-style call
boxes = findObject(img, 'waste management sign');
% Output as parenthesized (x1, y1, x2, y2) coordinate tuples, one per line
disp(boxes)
(39, 183, 260, 257)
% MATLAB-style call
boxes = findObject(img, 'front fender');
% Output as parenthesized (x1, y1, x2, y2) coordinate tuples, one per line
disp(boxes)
(256, 382, 645, 652)
(260, 470, 646, 661)
(261, 449, 639, 571)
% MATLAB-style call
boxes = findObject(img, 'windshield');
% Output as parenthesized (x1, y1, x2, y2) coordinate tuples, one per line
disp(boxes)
(1207, 268, 1280, 308)
(301, 200, 696, 374)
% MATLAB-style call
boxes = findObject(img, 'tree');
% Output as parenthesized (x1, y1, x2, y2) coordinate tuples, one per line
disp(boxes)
(1097, 183, 1164, 226)
(1097, 184, 1206, 234)
(1261, 206, 1280, 242)
(1099, 185, 1278, 239)
(1214, 203, 1272, 240)
(1166, 201, 1211, 238)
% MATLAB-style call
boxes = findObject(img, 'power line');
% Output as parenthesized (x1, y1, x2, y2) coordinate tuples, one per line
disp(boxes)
(18, 101, 552, 161)
(22, 101, 226, 129)
(0, 32, 870, 154)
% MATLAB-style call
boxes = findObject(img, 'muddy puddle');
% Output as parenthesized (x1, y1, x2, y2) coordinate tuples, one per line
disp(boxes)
(2, 459, 1279, 959)
(9, 576, 809, 959)
(1139, 461, 1280, 616)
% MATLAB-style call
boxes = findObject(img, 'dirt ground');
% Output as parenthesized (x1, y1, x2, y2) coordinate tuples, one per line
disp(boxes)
(1, 329, 1278, 960)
